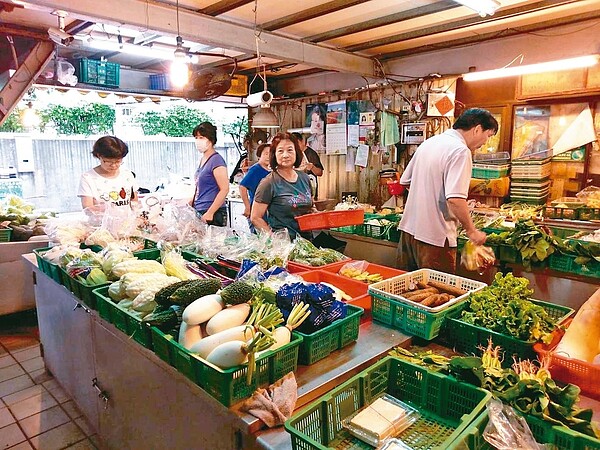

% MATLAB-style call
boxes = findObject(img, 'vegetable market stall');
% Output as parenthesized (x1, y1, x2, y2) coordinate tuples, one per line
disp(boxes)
(23, 254, 410, 449)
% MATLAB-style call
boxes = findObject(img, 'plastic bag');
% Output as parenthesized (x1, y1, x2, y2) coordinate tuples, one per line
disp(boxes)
(483, 399, 549, 450)
(461, 241, 496, 272)
(576, 185, 600, 207)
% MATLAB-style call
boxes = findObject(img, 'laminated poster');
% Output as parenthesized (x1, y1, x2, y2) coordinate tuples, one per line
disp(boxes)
(305, 103, 326, 153)
(355, 144, 369, 168)
(326, 100, 347, 155)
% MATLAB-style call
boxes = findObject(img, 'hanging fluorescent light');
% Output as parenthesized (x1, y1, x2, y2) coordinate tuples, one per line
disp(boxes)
(463, 54, 600, 81)
(453, 0, 500, 17)
(251, 106, 279, 129)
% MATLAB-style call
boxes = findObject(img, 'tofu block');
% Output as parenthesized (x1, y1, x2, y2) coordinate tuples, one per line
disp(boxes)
(350, 397, 407, 440)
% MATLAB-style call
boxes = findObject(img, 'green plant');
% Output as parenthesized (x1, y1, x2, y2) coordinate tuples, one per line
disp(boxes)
(40, 103, 115, 135)
(134, 105, 211, 137)
(222, 116, 248, 155)
(0, 109, 24, 132)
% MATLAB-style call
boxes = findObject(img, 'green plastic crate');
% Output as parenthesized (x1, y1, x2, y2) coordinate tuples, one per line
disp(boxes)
(448, 407, 600, 450)
(0, 228, 11, 242)
(577, 207, 600, 221)
(33, 247, 62, 283)
(472, 163, 510, 179)
(93, 286, 154, 349)
(285, 356, 492, 450)
(443, 298, 573, 366)
(548, 253, 600, 279)
(60, 267, 109, 309)
(78, 58, 120, 86)
(544, 205, 581, 220)
(150, 327, 302, 407)
(332, 225, 358, 234)
(368, 270, 487, 340)
(296, 304, 364, 365)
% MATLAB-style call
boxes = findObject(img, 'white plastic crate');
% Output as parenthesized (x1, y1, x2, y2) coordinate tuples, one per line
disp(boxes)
(511, 163, 551, 179)
(368, 269, 487, 313)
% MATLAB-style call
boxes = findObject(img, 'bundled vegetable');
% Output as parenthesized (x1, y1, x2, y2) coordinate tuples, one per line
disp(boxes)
(260, 302, 310, 354)
(289, 237, 348, 267)
(460, 240, 496, 272)
(460, 273, 559, 344)
(162, 250, 199, 280)
(391, 344, 598, 438)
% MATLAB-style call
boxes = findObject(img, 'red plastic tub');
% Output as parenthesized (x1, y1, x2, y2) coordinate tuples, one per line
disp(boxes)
(295, 209, 364, 231)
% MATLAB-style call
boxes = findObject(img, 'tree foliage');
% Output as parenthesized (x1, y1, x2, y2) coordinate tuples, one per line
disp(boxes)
(222, 116, 248, 155)
(134, 105, 211, 137)
(40, 103, 115, 135)
(0, 110, 24, 132)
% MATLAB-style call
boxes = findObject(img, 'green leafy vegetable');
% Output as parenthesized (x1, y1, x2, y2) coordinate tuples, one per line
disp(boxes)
(460, 272, 558, 344)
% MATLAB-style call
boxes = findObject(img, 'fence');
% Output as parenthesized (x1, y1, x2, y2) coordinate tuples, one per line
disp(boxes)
(0, 134, 240, 212)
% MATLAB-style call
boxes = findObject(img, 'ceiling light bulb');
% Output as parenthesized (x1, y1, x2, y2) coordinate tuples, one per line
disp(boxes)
(170, 57, 189, 88)
(453, 0, 500, 17)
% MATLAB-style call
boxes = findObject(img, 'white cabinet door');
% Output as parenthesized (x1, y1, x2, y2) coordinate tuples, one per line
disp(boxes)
(93, 320, 241, 450)
(34, 270, 99, 431)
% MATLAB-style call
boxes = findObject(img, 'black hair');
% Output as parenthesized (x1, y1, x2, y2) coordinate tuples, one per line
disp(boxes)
(269, 132, 302, 169)
(453, 108, 498, 133)
(192, 121, 217, 145)
(256, 143, 270, 158)
(291, 132, 305, 143)
(92, 136, 129, 159)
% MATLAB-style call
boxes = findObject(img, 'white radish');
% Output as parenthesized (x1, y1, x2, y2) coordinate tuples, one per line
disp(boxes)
(182, 294, 224, 325)
(257, 302, 311, 357)
(207, 332, 275, 383)
(206, 303, 251, 335)
(189, 325, 255, 359)
(206, 340, 249, 368)
(178, 322, 203, 350)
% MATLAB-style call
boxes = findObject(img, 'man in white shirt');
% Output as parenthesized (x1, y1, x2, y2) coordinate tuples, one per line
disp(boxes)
(397, 108, 498, 273)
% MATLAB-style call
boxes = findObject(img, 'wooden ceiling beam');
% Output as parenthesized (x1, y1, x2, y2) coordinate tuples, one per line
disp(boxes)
(200, 0, 254, 16)
(261, 0, 369, 31)
(64, 19, 95, 35)
(0, 40, 54, 124)
(306, 1, 459, 43)
(0, 23, 49, 40)
(345, 0, 581, 52)
(380, 11, 600, 61)
(28, 0, 378, 76)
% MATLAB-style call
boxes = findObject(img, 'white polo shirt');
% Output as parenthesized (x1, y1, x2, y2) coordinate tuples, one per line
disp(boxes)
(398, 129, 472, 247)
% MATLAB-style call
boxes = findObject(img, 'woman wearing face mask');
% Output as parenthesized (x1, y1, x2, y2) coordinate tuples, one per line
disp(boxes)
(191, 122, 229, 226)
(251, 133, 313, 240)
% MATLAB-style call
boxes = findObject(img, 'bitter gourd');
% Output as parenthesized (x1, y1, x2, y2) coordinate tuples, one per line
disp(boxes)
(170, 278, 221, 306)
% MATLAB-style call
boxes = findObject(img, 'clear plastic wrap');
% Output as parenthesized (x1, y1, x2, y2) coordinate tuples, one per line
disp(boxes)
(342, 394, 420, 448)
(483, 399, 549, 450)
(43, 215, 91, 246)
(461, 241, 496, 272)
(576, 185, 600, 207)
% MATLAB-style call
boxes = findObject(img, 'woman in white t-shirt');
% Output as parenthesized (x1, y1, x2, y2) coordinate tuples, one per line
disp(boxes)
(78, 136, 138, 211)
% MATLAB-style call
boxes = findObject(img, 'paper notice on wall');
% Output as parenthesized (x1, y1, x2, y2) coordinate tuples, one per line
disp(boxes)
(326, 100, 347, 155)
(346, 147, 355, 171)
(355, 145, 369, 168)
(551, 106, 597, 156)
(348, 125, 359, 146)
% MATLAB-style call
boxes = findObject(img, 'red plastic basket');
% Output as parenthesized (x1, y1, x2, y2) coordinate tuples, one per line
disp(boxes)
(323, 261, 406, 282)
(297, 269, 369, 299)
(295, 209, 364, 231)
(286, 259, 349, 274)
(533, 318, 600, 400)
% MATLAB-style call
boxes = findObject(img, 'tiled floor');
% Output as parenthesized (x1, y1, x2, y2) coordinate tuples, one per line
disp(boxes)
(0, 311, 101, 450)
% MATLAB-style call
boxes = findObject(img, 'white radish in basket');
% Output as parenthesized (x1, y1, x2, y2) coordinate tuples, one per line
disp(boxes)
(190, 302, 283, 359)
(205, 303, 251, 335)
(178, 322, 203, 350)
(207, 332, 274, 384)
(258, 302, 310, 356)
(182, 294, 224, 325)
